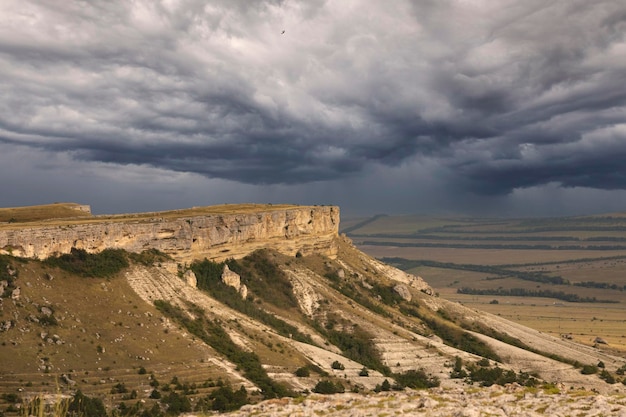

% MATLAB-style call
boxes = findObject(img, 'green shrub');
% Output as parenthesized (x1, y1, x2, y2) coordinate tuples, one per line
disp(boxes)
(450, 356, 467, 379)
(227, 251, 299, 310)
(295, 367, 310, 377)
(128, 249, 171, 266)
(208, 385, 248, 412)
(331, 361, 345, 370)
(313, 380, 344, 394)
(162, 391, 191, 415)
(68, 390, 107, 417)
(600, 370, 616, 384)
(111, 382, 128, 394)
(466, 364, 538, 387)
(370, 283, 404, 306)
(191, 258, 313, 344)
(393, 369, 440, 389)
(44, 248, 128, 278)
(320, 326, 390, 376)
(376, 379, 391, 392)
(581, 364, 598, 375)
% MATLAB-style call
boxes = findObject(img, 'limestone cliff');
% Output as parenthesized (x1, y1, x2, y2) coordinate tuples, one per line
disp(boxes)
(0, 205, 339, 262)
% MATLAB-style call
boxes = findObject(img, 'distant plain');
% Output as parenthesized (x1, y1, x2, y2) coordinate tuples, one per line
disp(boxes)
(344, 213, 626, 352)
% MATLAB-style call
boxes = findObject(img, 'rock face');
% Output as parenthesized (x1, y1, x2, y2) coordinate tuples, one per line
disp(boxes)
(183, 270, 197, 288)
(0, 205, 339, 262)
(221, 265, 248, 299)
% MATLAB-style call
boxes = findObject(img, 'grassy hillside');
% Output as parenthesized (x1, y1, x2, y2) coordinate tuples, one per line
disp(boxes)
(1, 222, 626, 415)
(0, 203, 92, 223)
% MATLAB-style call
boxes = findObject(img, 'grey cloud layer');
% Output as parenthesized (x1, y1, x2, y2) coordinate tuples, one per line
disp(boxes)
(1, 0, 625, 193)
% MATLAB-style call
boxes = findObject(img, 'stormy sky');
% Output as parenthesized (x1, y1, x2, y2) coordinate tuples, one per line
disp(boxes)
(2, 0, 626, 218)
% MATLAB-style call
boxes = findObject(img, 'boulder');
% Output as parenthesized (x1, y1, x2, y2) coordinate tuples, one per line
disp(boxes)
(221, 265, 247, 299)
(393, 284, 412, 302)
(183, 270, 197, 288)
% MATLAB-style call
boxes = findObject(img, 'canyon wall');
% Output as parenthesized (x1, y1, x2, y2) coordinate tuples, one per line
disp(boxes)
(0, 205, 339, 262)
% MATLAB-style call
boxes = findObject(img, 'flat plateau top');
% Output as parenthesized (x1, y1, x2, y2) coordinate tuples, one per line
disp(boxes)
(0, 203, 318, 230)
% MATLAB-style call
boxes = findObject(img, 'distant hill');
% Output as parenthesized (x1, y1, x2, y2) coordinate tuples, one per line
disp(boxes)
(0, 202, 92, 223)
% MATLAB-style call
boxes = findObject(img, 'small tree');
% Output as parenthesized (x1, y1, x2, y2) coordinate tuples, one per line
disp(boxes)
(295, 367, 310, 377)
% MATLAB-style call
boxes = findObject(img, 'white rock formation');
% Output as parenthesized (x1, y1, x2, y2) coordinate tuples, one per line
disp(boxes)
(221, 265, 247, 299)
(183, 270, 197, 288)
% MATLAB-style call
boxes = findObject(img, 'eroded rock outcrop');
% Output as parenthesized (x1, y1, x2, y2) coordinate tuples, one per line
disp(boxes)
(0, 205, 339, 262)
(221, 265, 248, 299)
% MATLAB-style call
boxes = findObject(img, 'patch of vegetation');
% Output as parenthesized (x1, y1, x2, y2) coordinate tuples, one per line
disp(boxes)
(374, 379, 392, 392)
(408, 308, 501, 361)
(450, 356, 467, 379)
(580, 364, 598, 375)
(211, 385, 247, 410)
(321, 273, 390, 317)
(393, 369, 440, 389)
(161, 391, 192, 415)
(295, 366, 310, 377)
(599, 370, 616, 384)
(383, 258, 568, 285)
(154, 300, 292, 399)
(331, 360, 345, 370)
(128, 248, 171, 266)
(466, 361, 539, 387)
(457, 287, 617, 303)
(111, 382, 129, 394)
(44, 247, 128, 278)
(227, 250, 299, 309)
(369, 282, 404, 306)
(313, 380, 345, 394)
(0, 255, 18, 298)
(316, 320, 390, 376)
(22, 390, 107, 417)
(191, 258, 313, 344)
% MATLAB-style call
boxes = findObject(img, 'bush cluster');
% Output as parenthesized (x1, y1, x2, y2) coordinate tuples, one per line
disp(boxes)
(191, 258, 313, 344)
(313, 380, 345, 394)
(44, 247, 128, 278)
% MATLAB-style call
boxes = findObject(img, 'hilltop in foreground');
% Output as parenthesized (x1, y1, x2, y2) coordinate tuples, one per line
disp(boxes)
(1, 203, 625, 416)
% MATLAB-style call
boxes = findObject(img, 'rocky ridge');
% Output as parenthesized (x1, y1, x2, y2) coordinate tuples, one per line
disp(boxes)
(0, 204, 339, 262)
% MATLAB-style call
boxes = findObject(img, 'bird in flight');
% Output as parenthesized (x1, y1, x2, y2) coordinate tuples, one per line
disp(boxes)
(281, 30, 285, 34)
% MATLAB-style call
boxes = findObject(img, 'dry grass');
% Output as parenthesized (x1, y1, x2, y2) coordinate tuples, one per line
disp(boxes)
(0, 203, 308, 230)
(0, 203, 91, 223)
(441, 289, 626, 351)
(0, 260, 232, 400)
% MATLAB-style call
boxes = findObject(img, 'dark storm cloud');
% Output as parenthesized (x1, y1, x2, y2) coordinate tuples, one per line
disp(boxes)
(1, 0, 626, 194)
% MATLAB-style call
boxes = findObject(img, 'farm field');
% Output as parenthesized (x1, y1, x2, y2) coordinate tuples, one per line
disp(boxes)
(345, 213, 626, 353)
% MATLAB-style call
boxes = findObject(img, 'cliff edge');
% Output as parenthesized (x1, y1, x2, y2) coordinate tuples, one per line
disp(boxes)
(0, 204, 339, 262)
